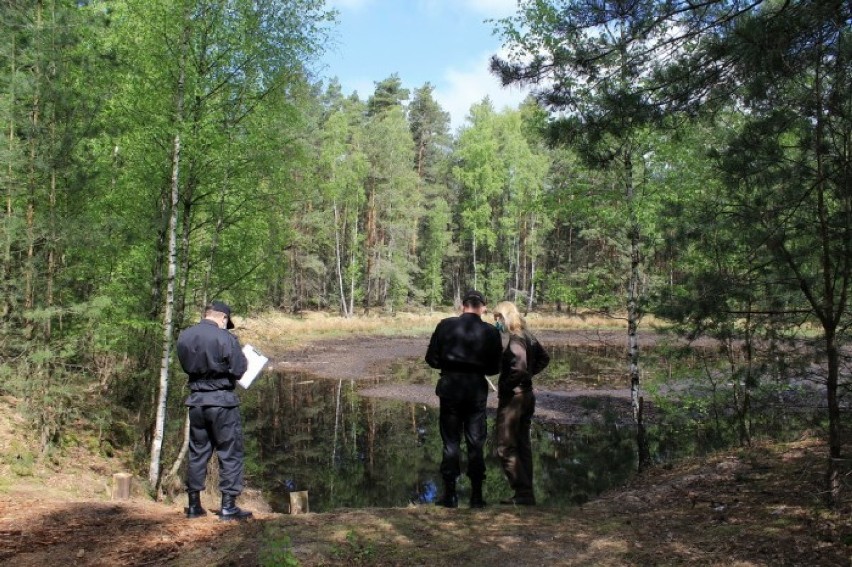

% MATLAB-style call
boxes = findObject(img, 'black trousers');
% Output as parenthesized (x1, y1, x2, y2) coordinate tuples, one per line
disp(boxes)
(186, 405, 245, 496)
(496, 390, 535, 497)
(438, 395, 488, 482)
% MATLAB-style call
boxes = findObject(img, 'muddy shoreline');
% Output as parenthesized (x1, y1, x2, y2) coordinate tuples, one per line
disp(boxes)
(270, 329, 682, 381)
(269, 330, 687, 425)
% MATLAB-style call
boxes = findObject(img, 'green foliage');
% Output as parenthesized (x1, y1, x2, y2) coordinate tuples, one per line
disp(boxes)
(2, 0, 850, 499)
(420, 196, 452, 308)
(258, 530, 301, 567)
(7, 442, 36, 477)
(541, 273, 577, 311)
(331, 530, 376, 565)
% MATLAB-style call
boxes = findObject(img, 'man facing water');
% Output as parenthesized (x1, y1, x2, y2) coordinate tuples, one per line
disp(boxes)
(425, 290, 502, 508)
(176, 301, 253, 521)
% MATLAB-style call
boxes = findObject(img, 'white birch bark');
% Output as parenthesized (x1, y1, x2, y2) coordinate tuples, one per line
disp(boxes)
(349, 220, 358, 316)
(527, 218, 537, 313)
(624, 148, 650, 470)
(333, 201, 350, 317)
(149, 17, 188, 491)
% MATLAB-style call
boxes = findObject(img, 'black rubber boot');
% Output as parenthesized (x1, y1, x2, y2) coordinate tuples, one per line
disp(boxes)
(436, 478, 458, 508)
(469, 480, 486, 509)
(185, 491, 207, 519)
(219, 494, 253, 521)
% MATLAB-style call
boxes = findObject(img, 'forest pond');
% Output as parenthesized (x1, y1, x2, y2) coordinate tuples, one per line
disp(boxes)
(242, 344, 815, 513)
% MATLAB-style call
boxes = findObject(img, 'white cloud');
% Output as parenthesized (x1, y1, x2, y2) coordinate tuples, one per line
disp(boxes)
(434, 50, 530, 134)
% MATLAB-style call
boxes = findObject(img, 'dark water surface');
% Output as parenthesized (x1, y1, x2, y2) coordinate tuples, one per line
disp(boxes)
(241, 345, 815, 513)
(239, 346, 639, 513)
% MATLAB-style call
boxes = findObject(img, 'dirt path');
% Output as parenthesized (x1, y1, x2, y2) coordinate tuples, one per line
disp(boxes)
(2, 437, 849, 566)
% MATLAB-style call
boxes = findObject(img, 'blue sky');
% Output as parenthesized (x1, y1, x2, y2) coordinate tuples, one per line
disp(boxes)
(320, 0, 530, 133)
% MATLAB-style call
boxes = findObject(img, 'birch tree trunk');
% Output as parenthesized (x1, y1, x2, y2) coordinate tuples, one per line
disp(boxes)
(364, 181, 376, 311)
(149, 17, 189, 492)
(624, 148, 651, 471)
(161, 411, 190, 494)
(333, 201, 350, 317)
(332, 378, 343, 464)
(349, 219, 357, 316)
(527, 220, 537, 313)
(513, 233, 520, 302)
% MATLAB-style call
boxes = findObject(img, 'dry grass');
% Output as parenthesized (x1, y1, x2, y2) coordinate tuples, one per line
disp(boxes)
(236, 308, 668, 355)
(236, 310, 445, 354)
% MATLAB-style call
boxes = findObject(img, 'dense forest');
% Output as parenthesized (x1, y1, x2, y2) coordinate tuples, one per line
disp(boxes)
(1, 0, 850, 506)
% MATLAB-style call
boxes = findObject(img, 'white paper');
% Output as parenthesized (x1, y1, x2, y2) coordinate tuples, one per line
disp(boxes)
(238, 344, 269, 389)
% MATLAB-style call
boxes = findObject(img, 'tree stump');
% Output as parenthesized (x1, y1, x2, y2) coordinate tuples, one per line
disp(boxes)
(289, 490, 309, 514)
(112, 473, 132, 500)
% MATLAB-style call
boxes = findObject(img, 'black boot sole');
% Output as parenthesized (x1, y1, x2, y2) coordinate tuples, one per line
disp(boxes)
(219, 512, 253, 521)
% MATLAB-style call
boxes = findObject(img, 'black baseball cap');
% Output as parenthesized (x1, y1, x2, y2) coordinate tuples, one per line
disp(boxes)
(462, 290, 486, 305)
(208, 301, 235, 329)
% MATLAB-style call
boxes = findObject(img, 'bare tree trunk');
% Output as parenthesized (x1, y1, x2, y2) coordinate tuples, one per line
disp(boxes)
(825, 334, 841, 505)
(4, 28, 15, 281)
(45, 0, 57, 338)
(349, 219, 357, 316)
(526, 216, 537, 313)
(149, 17, 189, 492)
(624, 148, 651, 471)
(332, 378, 343, 465)
(364, 181, 377, 311)
(161, 411, 190, 492)
(333, 201, 350, 317)
(24, 1, 43, 311)
(513, 233, 520, 301)
(527, 255, 536, 313)
(811, 31, 844, 507)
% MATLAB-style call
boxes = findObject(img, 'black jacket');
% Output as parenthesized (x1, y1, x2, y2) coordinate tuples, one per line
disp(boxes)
(425, 312, 502, 401)
(177, 319, 248, 407)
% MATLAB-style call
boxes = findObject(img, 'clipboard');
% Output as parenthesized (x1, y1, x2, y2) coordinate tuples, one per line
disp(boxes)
(237, 344, 269, 389)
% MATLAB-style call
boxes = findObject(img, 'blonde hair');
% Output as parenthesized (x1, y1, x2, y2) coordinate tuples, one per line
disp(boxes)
(493, 301, 526, 335)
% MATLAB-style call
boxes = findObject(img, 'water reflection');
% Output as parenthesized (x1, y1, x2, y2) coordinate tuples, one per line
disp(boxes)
(242, 371, 636, 513)
(241, 343, 816, 513)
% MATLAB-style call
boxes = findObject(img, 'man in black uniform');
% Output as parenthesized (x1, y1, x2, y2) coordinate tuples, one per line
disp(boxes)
(425, 290, 502, 508)
(176, 301, 252, 521)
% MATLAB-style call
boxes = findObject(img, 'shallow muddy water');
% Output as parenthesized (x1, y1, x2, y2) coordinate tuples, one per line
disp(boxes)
(243, 373, 636, 513)
(242, 347, 646, 512)
(242, 344, 815, 513)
